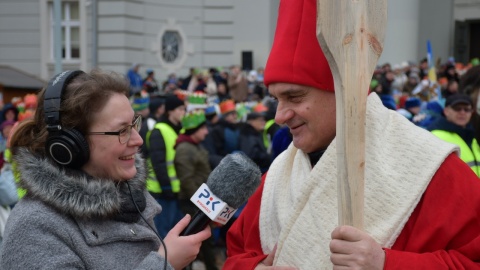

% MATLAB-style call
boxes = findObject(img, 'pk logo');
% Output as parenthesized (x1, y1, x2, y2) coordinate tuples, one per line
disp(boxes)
(198, 189, 221, 211)
(220, 207, 235, 219)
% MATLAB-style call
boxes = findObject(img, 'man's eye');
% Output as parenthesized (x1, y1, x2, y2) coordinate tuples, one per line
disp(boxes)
(289, 96, 303, 102)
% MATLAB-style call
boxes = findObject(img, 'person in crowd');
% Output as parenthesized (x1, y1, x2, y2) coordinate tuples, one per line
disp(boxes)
(227, 65, 249, 103)
(370, 79, 396, 110)
(145, 94, 186, 238)
(210, 100, 240, 160)
(131, 90, 150, 120)
(0, 119, 18, 247)
(459, 65, 480, 143)
(143, 68, 159, 94)
(0, 103, 18, 125)
(402, 72, 420, 95)
(224, 0, 480, 269)
(201, 105, 223, 169)
(126, 63, 143, 95)
(396, 97, 432, 128)
(181, 68, 196, 90)
(174, 110, 218, 270)
(216, 82, 231, 103)
(441, 79, 459, 100)
(139, 96, 165, 157)
(428, 93, 480, 176)
(238, 112, 271, 173)
(0, 69, 210, 269)
(443, 64, 460, 83)
(262, 99, 281, 154)
(270, 125, 292, 162)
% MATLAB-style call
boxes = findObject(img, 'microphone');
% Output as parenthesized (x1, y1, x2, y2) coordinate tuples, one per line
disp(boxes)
(180, 152, 262, 236)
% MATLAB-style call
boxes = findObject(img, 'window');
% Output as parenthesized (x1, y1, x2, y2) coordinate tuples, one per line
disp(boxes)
(49, 1, 80, 61)
(162, 31, 181, 63)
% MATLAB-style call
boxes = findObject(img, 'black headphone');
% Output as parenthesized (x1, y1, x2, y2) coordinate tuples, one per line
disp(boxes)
(44, 70, 90, 168)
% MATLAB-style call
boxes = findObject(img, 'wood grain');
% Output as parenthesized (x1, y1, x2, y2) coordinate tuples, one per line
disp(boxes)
(316, 0, 387, 229)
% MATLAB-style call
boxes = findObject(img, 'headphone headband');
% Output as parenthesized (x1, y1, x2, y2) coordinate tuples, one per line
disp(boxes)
(44, 70, 85, 131)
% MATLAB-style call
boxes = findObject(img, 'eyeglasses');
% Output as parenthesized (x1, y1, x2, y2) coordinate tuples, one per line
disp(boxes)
(87, 115, 142, 144)
(451, 106, 473, 113)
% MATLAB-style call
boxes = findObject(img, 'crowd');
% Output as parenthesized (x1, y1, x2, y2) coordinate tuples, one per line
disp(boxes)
(0, 12, 479, 268)
(121, 51, 480, 268)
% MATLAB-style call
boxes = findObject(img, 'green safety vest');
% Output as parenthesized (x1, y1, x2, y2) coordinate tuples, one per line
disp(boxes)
(431, 130, 480, 177)
(145, 123, 181, 193)
(263, 119, 276, 149)
(4, 148, 26, 199)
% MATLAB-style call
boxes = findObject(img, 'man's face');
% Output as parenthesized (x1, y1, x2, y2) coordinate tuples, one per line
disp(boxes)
(191, 125, 209, 142)
(269, 83, 336, 153)
(444, 103, 473, 128)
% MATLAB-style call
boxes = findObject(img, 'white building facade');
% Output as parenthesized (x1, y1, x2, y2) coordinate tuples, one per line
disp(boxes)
(0, 0, 479, 82)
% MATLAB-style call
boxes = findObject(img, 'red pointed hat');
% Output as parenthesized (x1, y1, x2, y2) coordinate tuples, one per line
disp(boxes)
(264, 0, 334, 92)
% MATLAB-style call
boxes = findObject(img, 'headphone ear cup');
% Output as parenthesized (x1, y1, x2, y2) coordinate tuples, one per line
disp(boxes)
(45, 129, 90, 168)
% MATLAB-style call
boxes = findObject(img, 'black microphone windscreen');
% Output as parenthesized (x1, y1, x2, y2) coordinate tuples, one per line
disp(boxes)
(206, 152, 261, 208)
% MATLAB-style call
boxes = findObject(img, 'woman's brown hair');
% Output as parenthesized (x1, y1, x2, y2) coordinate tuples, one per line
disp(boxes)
(10, 69, 130, 156)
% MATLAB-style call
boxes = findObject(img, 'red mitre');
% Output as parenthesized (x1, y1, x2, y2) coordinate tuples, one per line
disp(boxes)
(264, 0, 334, 92)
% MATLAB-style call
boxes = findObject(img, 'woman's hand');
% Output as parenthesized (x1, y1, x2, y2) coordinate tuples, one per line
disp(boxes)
(330, 225, 385, 270)
(159, 214, 211, 270)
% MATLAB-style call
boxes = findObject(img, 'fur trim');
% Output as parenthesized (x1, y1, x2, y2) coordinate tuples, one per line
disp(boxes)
(13, 148, 148, 219)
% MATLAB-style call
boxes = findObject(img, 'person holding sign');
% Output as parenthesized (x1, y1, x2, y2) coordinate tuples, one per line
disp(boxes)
(224, 0, 480, 269)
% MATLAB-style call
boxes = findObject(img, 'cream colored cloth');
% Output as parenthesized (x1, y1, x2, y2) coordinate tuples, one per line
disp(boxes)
(259, 93, 458, 269)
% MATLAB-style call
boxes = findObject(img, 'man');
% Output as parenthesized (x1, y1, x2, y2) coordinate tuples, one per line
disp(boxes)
(227, 65, 249, 103)
(201, 105, 223, 169)
(238, 112, 271, 173)
(145, 94, 185, 238)
(126, 63, 143, 95)
(142, 68, 159, 94)
(428, 93, 480, 176)
(174, 110, 218, 270)
(224, 0, 480, 269)
(210, 100, 240, 164)
(139, 95, 165, 158)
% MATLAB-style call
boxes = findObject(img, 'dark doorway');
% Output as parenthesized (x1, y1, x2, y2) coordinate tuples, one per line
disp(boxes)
(470, 21, 480, 61)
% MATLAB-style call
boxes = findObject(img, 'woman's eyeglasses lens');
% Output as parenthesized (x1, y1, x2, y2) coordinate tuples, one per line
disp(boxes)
(119, 115, 142, 144)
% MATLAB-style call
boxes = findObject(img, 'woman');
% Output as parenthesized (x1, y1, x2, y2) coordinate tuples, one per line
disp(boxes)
(0, 69, 210, 270)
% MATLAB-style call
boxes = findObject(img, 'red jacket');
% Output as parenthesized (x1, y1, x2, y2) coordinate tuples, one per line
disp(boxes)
(224, 153, 480, 269)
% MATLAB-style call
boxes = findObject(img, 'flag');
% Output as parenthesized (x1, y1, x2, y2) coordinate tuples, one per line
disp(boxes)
(426, 40, 437, 83)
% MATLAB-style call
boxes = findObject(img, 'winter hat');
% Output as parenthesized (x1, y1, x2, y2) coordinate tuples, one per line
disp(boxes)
(205, 105, 217, 116)
(405, 97, 422, 110)
(219, 99, 236, 115)
(253, 103, 268, 113)
(246, 112, 266, 121)
(182, 110, 206, 135)
(263, 0, 334, 91)
(131, 90, 150, 112)
(149, 96, 165, 113)
(165, 94, 185, 112)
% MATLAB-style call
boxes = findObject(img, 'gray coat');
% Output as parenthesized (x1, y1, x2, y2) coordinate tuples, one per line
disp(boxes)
(0, 148, 174, 270)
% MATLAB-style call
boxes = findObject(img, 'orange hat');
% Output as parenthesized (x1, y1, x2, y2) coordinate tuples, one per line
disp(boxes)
(264, 0, 334, 92)
(253, 103, 268, 113)
(219, 100, 236, 115)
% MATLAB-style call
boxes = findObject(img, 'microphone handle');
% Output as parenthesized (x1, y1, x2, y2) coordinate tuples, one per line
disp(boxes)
(180, 210, 211, 236)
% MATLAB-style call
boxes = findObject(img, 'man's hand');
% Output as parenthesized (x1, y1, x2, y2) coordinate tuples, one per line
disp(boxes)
(255, 245, 298, 270)
(330, 225, 385, 270)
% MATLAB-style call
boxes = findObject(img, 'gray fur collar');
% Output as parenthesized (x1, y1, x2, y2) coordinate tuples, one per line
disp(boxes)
(13, 148, 148, 219)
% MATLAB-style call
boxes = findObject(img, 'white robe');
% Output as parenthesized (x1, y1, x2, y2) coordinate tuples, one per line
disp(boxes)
(259, 93, 458, 269)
